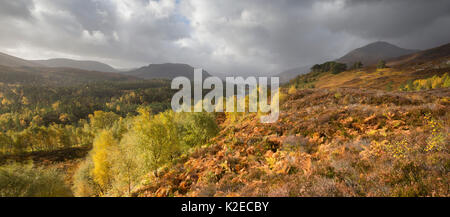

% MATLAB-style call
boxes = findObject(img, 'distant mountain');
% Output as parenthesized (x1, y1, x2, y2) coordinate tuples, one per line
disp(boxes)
(0, 65, 136, 85)
(276, 65, 311, 84)
(116, 67, 139, 72)
(336, 41, 419, 66)
(0, 52, 42, 67)
(32, 58, 118, 73)
(124, 63, 211, 80)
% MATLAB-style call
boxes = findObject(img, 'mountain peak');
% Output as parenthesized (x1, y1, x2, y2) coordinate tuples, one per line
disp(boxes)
(367, 41, 395, 46)
(336, 41, 419, 66)
(358, 41, 408, 51)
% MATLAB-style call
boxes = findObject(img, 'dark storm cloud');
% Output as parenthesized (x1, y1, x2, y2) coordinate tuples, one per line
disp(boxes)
(0, 0, 448, 74)
(324, 0, 450, 48)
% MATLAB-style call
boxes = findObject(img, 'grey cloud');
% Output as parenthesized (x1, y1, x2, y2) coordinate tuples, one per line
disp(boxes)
(325, 0, 450, 48)
(0, 0, 448, 74)
(49, 0, 118, 33)
(0, 0, 35, 20)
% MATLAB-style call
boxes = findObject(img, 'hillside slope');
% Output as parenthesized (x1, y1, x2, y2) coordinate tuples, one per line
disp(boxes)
(135, 88, 449, 197)
(132, 42, 450, 197)
(0, 52, 132, 85)
(278, 41, 418, 85)
(0, 65, 136, 85)
(0, 52, 42, 67)
(277, 65, 311, 84)
(289, 43, 450, 90)
(388, 42, 450, 67)
(32, 58, 118, 73)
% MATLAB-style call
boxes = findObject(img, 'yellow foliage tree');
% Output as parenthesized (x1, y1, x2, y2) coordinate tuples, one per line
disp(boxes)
(288, 85, 297, 95)
(52, 101, 60, 110)
(91, 130, 117, 191)
(403, 73, 450, 91)
(1, 98, 11, 106)
(133, 110, 181, 170)
(88, 111, 120, 133)
(21, 96, 30, 105)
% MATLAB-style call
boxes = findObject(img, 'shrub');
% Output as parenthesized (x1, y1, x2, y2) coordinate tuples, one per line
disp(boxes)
(88, 111, 120, 132)
(179, 112, 219, 147)
(385, 81, 393, 91)
(0, 163, 72, 197)
(400, 73, 449, 91)
(72, 159, 101, 197)
(424, 114, 447, 152)
(288, 85, 297, 95)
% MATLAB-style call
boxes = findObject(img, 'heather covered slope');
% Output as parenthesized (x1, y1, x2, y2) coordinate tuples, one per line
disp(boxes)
(289, 43, 450, 90)
(276, 41, 419, 85)
(135, 88, 449, 197)
(388, 43, 450, 67)
(132, 42, 450, 197)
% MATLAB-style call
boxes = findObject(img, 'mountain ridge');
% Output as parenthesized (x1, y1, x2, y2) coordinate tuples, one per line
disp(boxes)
(124, 63, 211, 80)
(0, 52, 43, 67)
(336, 41, 419, 66)
(0, 65, 136, 85)
(32, 58, 118, 73)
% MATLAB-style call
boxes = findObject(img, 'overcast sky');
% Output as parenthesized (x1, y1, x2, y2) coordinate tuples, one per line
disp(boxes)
(1, 0, 449, 75)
